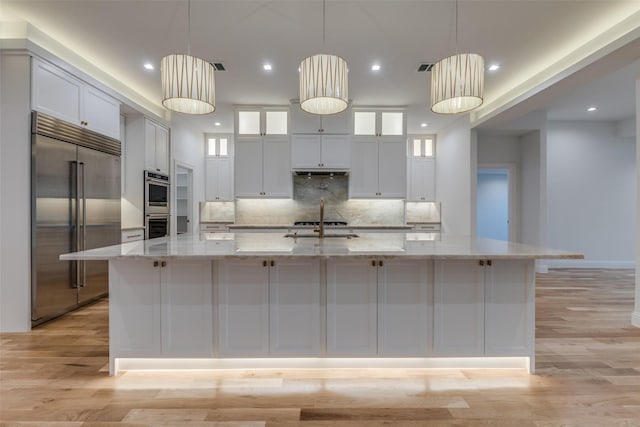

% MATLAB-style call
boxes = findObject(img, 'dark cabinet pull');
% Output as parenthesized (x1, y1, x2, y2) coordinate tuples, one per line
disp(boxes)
(371, 260, 376, 267)
(270, 260, 275, 267)
(161, 261, 166, 267)
(479, 260, 484, 266)
(487, 260, 492, 266)
(153, 261, 159, 267)
(379, 260, 383, 267)
(263, 260, 267, 267)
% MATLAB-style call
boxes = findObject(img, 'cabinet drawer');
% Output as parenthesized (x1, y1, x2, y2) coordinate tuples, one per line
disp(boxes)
(201, 224, 230, 232)
(121, 229, 145, 243)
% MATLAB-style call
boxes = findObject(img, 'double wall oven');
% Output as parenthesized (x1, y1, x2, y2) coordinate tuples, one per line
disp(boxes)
(144, 170, 170, 239)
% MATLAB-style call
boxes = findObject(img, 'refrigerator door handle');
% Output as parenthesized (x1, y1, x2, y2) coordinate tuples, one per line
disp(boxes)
(79, 162, 87, 287)
(71, 160, 79, 289)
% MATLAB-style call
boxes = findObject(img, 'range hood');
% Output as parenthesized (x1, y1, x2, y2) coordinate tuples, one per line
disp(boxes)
(293, 170, 349, 176)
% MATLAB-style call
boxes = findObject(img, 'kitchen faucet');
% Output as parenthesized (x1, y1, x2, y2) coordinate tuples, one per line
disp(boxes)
(314, 198, 325, 238)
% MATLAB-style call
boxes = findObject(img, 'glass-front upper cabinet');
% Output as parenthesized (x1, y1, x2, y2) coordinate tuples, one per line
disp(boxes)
(411, 136, 434, 158)
(235, 107, 289, 137)
(353, 109, 405, 137)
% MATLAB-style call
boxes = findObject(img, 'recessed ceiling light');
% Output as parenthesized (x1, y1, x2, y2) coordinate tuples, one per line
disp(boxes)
(214, 122, 221, 126)
(587, 106, 597, 112)
(371, 64, 381, 71)
(488, 64, 500, 71)
(263, 63, 272, 71)
(143, 63, 154, 70)
(421, 123, 428, 128)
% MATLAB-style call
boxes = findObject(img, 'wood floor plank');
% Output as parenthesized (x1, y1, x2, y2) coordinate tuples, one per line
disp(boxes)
(1, 269, 639, 426)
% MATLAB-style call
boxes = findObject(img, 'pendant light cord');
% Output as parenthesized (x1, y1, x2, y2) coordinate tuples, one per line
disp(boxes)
(187, 0, 191, 56)
(455, 0, 458, 54)
(322, 0, 326, 46)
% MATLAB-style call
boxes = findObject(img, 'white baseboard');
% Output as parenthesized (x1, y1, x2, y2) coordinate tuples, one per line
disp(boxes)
(543, 259, 636, 269)
(632, 312, 640, 328)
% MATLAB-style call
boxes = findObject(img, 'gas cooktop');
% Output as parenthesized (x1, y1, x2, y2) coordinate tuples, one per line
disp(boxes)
(294, 221, 348, 226)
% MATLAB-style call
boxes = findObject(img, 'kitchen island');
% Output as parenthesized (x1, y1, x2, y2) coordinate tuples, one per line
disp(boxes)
(61, 232, 582, 375)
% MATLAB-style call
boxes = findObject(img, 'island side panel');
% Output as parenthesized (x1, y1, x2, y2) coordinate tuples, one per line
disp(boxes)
(484, 259, 536, 370)
(109, 259, 162, 375)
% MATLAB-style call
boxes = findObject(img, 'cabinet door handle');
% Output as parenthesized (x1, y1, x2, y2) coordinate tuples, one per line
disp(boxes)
(263, 260, 268, 267)
(161, 261, 166, 267)
(371, 260, 376, 267)
(378, 260, 383, 267)
(479, 260, 484, 266)
(153, 261, 159, 267)
(487, 260, 492, 266)
(270, 260, 275, 267)
(126, 234, 142, 239)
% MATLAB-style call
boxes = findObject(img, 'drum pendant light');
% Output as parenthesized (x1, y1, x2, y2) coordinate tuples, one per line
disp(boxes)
(161, 0, 215, 114)
(299, 0, 349, 115)
(431, 1, 484, 114)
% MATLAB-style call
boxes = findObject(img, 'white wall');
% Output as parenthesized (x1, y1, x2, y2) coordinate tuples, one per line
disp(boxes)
(520, 130, 544, 247)
(170, 116, 206, 233)
(546, 121, 636, 267)
(436, 117, 473, 234)
(0, 53, 32, 332)
(634, 73, 640, 328)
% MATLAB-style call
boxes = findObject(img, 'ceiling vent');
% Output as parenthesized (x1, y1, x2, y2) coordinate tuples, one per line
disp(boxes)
(210, 62, 226, 71)
(417, 63, 435, 72)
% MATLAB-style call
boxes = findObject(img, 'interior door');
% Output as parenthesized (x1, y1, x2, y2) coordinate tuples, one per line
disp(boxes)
(77, 146, 121, 303)
(32, 136, 79, 322)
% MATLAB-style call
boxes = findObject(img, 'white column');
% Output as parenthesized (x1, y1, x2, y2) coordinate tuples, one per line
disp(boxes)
(633, 69, 640, 328)
(0, 53, 32, 332)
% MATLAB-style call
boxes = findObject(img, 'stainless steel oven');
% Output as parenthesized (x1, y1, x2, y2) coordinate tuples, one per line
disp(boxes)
(145, 215, 170, 239)
(144, 170, 169, 215)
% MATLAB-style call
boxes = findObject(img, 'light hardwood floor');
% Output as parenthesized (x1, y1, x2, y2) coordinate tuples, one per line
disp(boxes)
(1, 269, 639, 426)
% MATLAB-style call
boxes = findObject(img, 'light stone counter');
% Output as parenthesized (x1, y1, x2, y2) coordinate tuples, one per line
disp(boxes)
(61, 232, 582, 261)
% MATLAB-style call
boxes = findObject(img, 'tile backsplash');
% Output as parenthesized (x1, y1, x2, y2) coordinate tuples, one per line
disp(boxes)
(235, 175, 405, 225)
(201, 176, 440, 226)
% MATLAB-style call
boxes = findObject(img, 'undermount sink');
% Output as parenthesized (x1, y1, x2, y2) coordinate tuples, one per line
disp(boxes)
(284, 233, 359, 239)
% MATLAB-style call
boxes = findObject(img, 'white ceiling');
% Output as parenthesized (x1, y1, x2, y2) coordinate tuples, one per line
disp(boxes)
(2, 0, 639, 134)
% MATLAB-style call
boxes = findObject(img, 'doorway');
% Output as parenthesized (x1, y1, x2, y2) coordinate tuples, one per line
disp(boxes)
(477, 167, 513, 241)
(175, 164, 193, 234)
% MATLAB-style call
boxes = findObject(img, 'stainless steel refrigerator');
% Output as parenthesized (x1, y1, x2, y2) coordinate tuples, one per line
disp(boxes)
(31, 112, 121, 326)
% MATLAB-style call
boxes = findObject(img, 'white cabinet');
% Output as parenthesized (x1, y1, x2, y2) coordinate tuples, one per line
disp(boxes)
(484, 260, 534, 356)
(109, 259, 213, 358)
(326, 258, 378, 356)
(326, 258, 432, 357)
(408, 157, 436, 201)
(377, 259, 432, 356)
(160, 260, 213, 356)
(217, 258, 269, 356)
(350, 138, 406, 198)
(32, 57, 120, 140)
(217, 258, 321, 356)
(327, 258, 433, 357)
(121, 228, 145, 243)
(235, 136, 291, 197)
(291, 101, 350, 134)
(235, 107, 291, 198)
(433, 259, 533, 357)
(353, 109, 404, 137)
(269, 258, 321, 356)
(144, 119, 169, 174)
(434, 260, 485, 356)
(291, 134, 350, 170)
(350, 109, 405, 198)
(205, 157, 233, 201)
(236, 107, 289, 137)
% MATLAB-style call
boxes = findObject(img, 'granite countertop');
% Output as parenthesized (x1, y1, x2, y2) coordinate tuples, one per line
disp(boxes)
(61, 232, 583, 261)
(227, 224, 415, 230)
